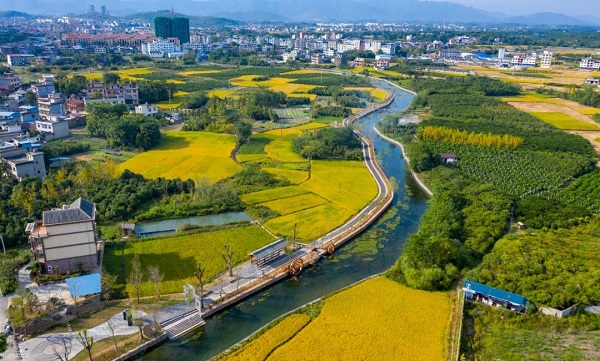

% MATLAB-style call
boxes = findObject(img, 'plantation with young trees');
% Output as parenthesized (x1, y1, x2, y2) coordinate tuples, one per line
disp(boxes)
(381, 75, 597, 291)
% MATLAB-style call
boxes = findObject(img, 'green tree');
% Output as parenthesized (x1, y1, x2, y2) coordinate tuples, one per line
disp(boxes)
(23, 91, 36, 106)
(129, 254, 143, 303)
(102, 73, 120, 86)
(182, 92, 208, 109)
(75, 329, 94, 361)
(233, 121, 252, 144)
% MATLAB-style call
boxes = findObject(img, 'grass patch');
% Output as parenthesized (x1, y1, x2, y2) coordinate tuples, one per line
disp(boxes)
(104, 225, 276, 297)
(71, 333, 142, 361)
(118, 131, 241, 184)
(267, 277, 451, 361)
(529, 112, 600, 130)
(274, 108, 309, 120)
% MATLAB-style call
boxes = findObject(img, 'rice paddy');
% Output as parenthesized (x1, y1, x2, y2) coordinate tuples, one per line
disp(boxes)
(178, 70, 222, 76)
(234, 276, 451, 361)
(103, 225, 276, 297)
(223, 314, 312, 361)
(118, 131, 241, 183)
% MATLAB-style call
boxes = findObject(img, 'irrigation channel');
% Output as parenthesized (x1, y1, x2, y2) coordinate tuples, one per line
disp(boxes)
(140, 80, 430, 360)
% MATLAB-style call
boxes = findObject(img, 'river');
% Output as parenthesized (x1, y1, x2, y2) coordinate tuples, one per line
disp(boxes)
(140, 80, 429, 360)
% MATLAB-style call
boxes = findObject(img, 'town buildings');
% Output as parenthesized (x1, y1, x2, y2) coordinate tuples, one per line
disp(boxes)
(135, 103, 159, 116)
(141, 38, 181, 58)
(26, 198, 99, 275)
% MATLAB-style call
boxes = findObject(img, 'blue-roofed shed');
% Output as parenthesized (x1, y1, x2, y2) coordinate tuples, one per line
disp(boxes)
(463, 280, 529, 308)
(66, 273, 101, 298)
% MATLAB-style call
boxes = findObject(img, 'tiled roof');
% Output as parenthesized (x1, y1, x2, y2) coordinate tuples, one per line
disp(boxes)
(42, 198, 95, 225)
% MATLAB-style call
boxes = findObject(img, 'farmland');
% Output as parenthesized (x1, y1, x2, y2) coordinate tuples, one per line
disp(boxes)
(264, 277, 451, 361)
(118, 131, 240, 183)
(529, 112, 600, 130)
(222, 314, 311, 361)
(238, 123, 378, 242)
(103, 225, 276, 297)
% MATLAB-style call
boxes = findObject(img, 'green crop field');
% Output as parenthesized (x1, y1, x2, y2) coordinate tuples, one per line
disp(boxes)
(274, 108, 309, 120)
(529, 112, 600, 130)
(103, 225, 276, 297)
(118, 131, 241, 183)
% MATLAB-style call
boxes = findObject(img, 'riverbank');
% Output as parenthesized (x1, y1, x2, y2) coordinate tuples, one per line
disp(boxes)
(373, 125, 433, 197)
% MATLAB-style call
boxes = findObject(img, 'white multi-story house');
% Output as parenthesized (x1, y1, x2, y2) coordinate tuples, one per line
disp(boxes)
(26, 198, 98, 275)
(135, 103, 159, 116)
(141, 39, 181, 58)
(580, 57, 600, 70)
(540, 50, 554, 69)
(512, 53, 537, 67)
(35, 116, 70, 140)
(381, 43, 396, 55)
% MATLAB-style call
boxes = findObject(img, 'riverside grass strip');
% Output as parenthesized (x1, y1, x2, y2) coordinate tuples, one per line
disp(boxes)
(266, 277, 451, 361)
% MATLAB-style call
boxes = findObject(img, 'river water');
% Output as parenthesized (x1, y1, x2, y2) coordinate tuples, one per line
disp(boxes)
(140, 81, 429, 360)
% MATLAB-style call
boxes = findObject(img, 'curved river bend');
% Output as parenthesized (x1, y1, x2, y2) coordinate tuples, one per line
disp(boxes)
(140, 80, 428, 360)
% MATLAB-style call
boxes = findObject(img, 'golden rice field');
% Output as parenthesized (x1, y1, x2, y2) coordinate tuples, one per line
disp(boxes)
(287, 93, 317, 101)
(238, 123, 378, 241)
(529, 112, 600, 131)
(502, 94, 600, 116)
(118, 131, 240, 183)
(370, 88, 388, 102)
(112, 67, 154, 80)
(104, 225, 276, 297)
(264, 277, 451, 361)
(178, 70, 222, 76)
(260, 193, 328, 216)
(293, 84, 319, 93)
(263, 167, 309, 184)
(166, 79, 185, 84)
(223, 314, 312, 361)
(209, 89, 236, 98)
(281, 69, 330, 75)
(241, 186, 310, 205)
(82, 73, 103, 80)
(230, 75, 294, 88)
(260, 160, 378, 241)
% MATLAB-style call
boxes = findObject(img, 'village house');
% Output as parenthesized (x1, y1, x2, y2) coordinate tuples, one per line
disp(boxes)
(26, 198, 99, 275)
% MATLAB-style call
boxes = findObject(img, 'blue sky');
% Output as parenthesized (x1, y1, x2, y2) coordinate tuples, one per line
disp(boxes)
(433, 0, 599, 17)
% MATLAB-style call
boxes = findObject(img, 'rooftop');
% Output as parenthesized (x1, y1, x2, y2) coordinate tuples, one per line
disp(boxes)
(463, 280, 528, 307)
(66, 273, 101, 298)
(249, 239, 286, 260)
(42, 198, 96, 226)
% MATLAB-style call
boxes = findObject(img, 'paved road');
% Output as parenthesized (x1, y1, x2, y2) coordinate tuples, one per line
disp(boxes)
(20, 311, 148, 361)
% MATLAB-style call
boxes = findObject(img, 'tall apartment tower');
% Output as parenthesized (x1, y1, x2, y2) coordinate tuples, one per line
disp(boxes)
(540, 50, 554, 69)
(87, 4, 95, 14)
(154, 16, 190, 44)
(100, 5, 106, 16)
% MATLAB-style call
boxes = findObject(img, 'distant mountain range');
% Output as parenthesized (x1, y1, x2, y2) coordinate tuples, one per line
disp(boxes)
(0, 0, 598, 26)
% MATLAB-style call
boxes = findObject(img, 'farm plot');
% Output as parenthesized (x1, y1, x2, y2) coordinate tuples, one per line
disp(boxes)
(265, 277, 451, 361)
(118, 131, 240, 183)
(274, 108, 309, 120)
(239, 123, 378, 241)
(259, 193, 328, 215)
(223, 314, 312, 361)
(103, 225, 276, 297)
(530, 112, 600, 130)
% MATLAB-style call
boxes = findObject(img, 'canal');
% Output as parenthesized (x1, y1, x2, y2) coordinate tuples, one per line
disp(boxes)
(140, 81, 429, 360)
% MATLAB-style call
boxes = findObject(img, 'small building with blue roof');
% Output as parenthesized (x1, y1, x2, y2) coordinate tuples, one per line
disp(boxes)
(463, 279, 531, 313)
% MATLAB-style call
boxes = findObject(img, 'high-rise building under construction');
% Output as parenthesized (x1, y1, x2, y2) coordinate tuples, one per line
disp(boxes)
(154, 16, 190, 44)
